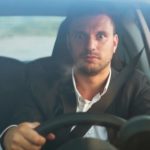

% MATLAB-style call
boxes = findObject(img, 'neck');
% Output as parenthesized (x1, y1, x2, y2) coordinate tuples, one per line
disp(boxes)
(74, 67, 110, 100)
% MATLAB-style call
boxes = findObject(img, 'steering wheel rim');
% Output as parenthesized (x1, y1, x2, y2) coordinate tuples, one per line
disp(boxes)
(118, 115, 150, 150)
(36, 113, 126, 135)
(35, 113, 126, 150)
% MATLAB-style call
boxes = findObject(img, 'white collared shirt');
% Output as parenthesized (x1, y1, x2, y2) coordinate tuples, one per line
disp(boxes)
(72, 69, 111, 140)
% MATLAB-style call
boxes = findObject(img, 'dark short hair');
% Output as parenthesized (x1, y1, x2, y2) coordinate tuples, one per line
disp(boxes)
(65, 1, 118, 34)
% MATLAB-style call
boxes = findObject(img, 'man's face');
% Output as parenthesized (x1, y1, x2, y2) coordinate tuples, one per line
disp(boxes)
(67, 14, 118, 75)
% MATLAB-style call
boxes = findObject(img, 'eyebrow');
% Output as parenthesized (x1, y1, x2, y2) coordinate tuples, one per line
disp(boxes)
(96, 31, 108, 36)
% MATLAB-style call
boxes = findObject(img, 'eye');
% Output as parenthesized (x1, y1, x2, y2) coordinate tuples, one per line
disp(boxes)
(96, 32, 106, 40)
(74, 32, 86, 40)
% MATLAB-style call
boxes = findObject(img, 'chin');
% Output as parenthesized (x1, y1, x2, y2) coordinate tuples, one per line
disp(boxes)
(78, 66, 102, 76)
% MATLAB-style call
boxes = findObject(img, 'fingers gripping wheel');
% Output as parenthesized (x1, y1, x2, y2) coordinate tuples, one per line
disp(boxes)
(35, 113, 126, 150)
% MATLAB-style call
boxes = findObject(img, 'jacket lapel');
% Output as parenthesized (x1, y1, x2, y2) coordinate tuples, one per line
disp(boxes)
(59, 75, 77, 114)
(30, 66, 77, 120)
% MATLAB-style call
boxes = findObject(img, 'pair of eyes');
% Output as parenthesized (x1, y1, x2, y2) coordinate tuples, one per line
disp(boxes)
(73, 32, 107, 41)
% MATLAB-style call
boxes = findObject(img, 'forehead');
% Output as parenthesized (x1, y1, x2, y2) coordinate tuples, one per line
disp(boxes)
(69, 14, 114, 32)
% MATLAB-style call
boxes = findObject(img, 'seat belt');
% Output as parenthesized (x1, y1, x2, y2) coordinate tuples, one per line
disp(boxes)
(65, 50, 143, 140)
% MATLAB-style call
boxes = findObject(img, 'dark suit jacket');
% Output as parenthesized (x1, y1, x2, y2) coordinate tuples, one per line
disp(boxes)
(0, 57, 27, 133)
(11, 58, 150, 149)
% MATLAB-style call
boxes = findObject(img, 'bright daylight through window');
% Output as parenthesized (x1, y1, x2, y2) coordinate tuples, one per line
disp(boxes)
(0, 16, 65, 61)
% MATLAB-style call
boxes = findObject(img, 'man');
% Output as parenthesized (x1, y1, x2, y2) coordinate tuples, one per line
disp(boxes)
(2, 3, 150, 150)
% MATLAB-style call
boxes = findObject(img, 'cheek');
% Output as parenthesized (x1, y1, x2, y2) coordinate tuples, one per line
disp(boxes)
(70, 41, 84, 56)
(106, 39, 117, 53)
(69, 44, 80, 61)
(97, 42, 115, 57)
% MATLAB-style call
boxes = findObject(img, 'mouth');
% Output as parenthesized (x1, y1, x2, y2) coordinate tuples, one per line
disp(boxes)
(83, 54, 99, 62)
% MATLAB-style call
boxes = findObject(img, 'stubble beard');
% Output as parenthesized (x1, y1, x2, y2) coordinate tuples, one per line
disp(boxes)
(75, 60, 110, 76)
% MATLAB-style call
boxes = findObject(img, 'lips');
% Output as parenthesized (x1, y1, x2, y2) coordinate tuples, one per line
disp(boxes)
(83, 54, 99, 62)
(87, 54, 98, 58)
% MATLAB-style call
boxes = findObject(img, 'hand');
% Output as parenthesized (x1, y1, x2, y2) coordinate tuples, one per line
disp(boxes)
(3, 122, 46, 150)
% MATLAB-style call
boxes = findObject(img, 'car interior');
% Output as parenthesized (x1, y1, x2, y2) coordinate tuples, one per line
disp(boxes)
(0, 0, 150, 150)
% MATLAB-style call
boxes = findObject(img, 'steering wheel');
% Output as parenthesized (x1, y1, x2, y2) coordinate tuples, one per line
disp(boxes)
(35, 113, 126, 150)
(118, 115, 150, 150)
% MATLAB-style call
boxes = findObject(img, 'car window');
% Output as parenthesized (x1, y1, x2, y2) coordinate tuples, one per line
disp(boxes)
(0, 16, 65, 61)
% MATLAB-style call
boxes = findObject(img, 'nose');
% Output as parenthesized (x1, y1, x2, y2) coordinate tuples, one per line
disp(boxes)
(86, 36, 96, 52)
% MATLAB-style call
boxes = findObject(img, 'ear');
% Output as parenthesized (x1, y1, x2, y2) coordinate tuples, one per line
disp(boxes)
(66, 33, 73, 58)
(113, 34, 119, 53)
(66, 34, 70, 50)
(66, 34, 73, 55)
(66, 33, 74, 64)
